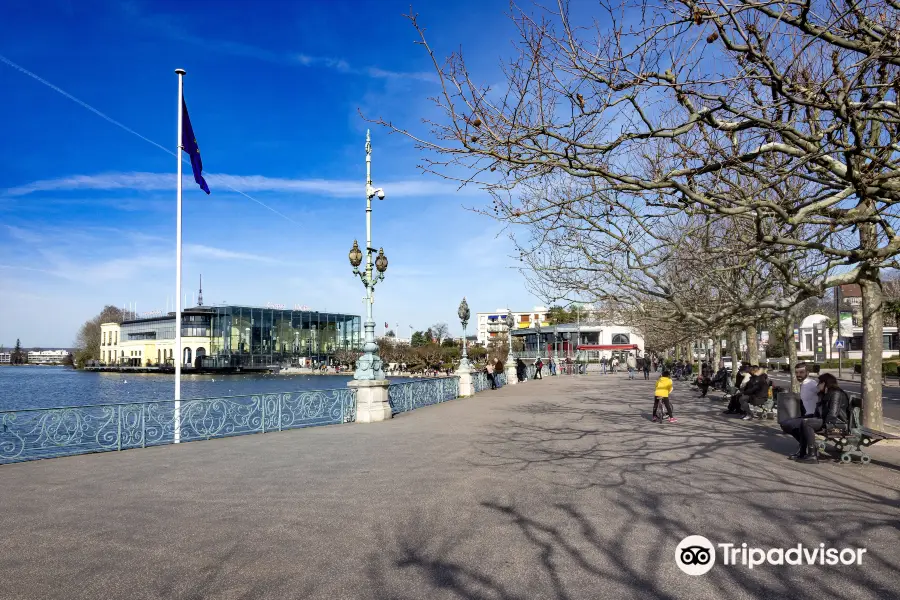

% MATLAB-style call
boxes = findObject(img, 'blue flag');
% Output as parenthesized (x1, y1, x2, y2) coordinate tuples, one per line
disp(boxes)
(181, 97, 210, 194)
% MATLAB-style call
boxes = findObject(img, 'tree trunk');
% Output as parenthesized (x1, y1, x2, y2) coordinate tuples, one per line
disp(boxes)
(786, 315, 800, 393)
(711, 333, 720, 369)
(746, 324, 759, 365)
(859, 271, 885, 431)
(730, 330, 742, 366)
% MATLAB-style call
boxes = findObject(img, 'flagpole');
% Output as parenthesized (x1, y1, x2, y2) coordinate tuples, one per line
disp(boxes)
(174, 68, 185, 443)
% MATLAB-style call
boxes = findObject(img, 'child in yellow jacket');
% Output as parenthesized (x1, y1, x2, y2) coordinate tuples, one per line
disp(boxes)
(653, 370, 677, 422)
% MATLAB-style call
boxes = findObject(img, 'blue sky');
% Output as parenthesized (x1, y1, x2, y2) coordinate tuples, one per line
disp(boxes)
(0, 0, 544, 347)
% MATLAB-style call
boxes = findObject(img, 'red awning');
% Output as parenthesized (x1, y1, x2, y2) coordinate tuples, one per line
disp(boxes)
(576, 344, 639, 351)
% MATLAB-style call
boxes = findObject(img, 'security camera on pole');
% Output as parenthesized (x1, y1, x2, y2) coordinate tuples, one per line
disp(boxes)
(505, 308, 518, 385)
(346, 130, 392, 422)
(456, 297, 474, 397)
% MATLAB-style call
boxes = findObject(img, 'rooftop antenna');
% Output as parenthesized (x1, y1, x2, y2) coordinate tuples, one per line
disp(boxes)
(198, 274, 203, 307)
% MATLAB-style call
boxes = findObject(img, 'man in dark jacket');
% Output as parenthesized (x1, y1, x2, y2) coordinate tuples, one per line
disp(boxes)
(739, 365, 771, 420)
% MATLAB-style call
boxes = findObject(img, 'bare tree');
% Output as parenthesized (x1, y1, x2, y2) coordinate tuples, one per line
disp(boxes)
(73, 305, 127, 368)
(430, 322, 451, 344)
(372, 0, 900, 429)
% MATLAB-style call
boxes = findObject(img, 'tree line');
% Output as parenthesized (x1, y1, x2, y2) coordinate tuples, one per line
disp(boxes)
(375, 0, 900, 430)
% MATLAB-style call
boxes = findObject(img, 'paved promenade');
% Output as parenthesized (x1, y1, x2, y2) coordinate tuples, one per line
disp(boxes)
(1, 375, 899, 600)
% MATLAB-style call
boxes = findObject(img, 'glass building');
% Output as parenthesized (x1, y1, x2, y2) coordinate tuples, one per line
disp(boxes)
(205, 306, 361, 368)
(114, 306, 361, 369)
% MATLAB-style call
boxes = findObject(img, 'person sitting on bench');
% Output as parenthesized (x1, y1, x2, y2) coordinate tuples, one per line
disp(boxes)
(818, 373, 850, 434)
(781, 371, 848, 463)
(739, 365, 771, 420)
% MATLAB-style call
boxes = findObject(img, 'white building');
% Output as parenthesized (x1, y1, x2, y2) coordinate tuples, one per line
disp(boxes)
(797, 313, 898, 360)
(476, 307, 550, 345)
(377, 335, 410, 345)
(26, 350, 70, 364)
(511, 323, 645, 361)
(0, 352, 10, 364)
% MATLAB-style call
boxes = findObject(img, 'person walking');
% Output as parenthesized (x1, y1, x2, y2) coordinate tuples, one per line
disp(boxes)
(626, 353, 637, 380)
(534, 358, 543, 379)
(643, 356, 651, 380)
(612, 357, 619, 374)
(600, 356, 608, 374)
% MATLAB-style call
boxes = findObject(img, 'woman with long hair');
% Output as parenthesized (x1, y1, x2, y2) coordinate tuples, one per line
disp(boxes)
(786, 373, 850, 464)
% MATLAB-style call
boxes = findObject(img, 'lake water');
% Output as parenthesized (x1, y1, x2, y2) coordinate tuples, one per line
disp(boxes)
(0, 366, 402, 412)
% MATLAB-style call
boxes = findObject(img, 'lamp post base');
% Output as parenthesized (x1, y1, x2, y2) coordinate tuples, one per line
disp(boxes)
(456, 362, 474, 397)
(348, 379, 392, 423)
(505, 358, 518, 385)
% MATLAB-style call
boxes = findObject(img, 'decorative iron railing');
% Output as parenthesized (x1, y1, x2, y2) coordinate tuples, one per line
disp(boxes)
(471, 371, 489, 393)
(495, 371, 507, 387)
(388, 377, 459, 414)
(0, 388, 356, 465)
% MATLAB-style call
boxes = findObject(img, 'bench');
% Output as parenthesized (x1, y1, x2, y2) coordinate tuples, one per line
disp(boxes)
(817, 395, 900, 464)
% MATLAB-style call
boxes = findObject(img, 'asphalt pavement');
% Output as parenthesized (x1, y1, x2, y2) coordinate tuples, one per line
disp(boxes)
(1, 374, 898, 600)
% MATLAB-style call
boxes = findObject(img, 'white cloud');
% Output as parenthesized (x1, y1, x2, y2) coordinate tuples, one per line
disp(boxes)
(120, 4, 437, 84)
(292, 54, 437, 82)
(3, 171, 483, 199)
(183, 244, 282, 264)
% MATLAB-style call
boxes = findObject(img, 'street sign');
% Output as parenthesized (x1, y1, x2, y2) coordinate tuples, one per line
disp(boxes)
(835, 340, 845, 349)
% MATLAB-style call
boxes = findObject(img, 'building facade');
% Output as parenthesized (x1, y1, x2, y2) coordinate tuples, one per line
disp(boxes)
(101, 305, 361, 369)
(0, 352, 10, 364)
(26, 350, 70, 364)
(512, 323, 645, 362)
(476, 307, 550, 345)
(797, 313, 898, 360)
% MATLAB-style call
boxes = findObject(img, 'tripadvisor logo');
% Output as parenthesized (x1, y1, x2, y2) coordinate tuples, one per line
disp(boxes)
(675, 536, 867, 576)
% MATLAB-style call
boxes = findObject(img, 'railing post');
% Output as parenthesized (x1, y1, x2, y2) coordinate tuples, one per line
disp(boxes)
(278, 394, 283, 431)
(117, 405, 122, 451)
(141, 403, 146, 448)
(261, 395, 266, 434)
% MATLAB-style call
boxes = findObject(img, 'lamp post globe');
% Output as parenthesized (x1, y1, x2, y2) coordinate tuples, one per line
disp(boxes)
(349, 240, 363, 269)
(375, 248, 388, 273)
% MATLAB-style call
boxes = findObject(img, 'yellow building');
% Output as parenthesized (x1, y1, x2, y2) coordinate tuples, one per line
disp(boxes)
(100, 309, 211, 367)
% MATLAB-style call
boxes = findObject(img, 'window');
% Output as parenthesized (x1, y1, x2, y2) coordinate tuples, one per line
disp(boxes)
(883, 335, 893, 351)
(102, 332, 106, 345)
(805, 334, 812, 351)
(611, 333, 630, 345)
(520, 314, 530, 323)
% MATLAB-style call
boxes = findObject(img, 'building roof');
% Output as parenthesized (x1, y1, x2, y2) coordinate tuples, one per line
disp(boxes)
(799, 313, 829, 329)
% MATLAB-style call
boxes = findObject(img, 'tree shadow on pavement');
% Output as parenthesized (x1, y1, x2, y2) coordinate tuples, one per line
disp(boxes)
(363, 490, 898, 600)
(356, 383, 900, 599)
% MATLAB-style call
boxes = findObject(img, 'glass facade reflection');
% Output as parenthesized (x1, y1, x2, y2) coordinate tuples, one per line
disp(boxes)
(205, 306, 361, 368)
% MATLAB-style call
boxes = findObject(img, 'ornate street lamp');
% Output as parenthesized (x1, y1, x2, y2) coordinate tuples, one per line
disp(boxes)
(458, 297, 470, 369)
(348, 130, 388, 380)
(505, 308, 516, 370)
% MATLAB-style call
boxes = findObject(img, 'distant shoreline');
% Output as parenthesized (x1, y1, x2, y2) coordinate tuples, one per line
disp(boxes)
(0, 363, 71, 368)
